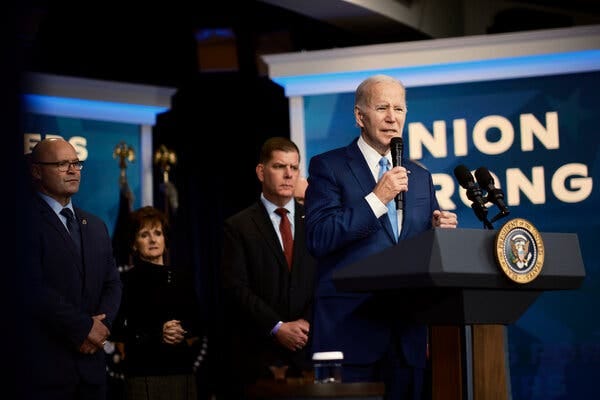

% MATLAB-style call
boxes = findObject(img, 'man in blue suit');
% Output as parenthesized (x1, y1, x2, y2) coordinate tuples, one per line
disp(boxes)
(304, 75, 458, 400)
(24, 138, 122, 400)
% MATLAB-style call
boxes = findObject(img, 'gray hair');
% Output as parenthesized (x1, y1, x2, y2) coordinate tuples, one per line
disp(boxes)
(354, 74, 405, 109)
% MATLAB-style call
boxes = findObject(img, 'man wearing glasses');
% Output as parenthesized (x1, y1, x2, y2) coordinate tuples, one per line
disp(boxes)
(23, 138, 122, 400)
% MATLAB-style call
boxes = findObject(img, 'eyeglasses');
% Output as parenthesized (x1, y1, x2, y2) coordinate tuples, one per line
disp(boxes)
(34, 160, 84, 172)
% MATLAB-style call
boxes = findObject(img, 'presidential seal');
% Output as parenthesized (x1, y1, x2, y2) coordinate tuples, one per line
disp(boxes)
(494, 218, 544, 284)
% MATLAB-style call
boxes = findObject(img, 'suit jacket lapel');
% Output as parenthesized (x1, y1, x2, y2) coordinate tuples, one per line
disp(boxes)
(250, 202, 289, 270)
(74, 208, 88, 283)
(345, 141, 397, 242)
(291, 202, 306, 271)
(345, 141, 376, 196)
(37, 197, 84, 276)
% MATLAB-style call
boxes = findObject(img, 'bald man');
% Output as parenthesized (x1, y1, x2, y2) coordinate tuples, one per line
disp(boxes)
(24, 138, 122, 400)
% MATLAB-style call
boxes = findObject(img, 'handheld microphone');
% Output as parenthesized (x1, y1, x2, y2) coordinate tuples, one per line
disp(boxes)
(390, 137, 404, 210)
(453, 164, 492, 229)
(474, 167, 510, 223)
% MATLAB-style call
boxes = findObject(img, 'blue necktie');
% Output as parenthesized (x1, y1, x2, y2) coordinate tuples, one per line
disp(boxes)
(61, 207, 81, 253)
(378, 157, 398, 242)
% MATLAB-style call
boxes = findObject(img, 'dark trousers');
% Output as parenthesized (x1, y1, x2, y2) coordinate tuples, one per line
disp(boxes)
(29, 381, 107, 400)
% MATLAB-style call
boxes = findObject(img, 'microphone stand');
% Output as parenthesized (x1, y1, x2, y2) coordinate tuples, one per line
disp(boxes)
(471, 202, 494, 230)
(490, 210, 510, 224)
(466, 186, 494, 230)
(486, 190, 510, 224)
(482, 218, 494, 230)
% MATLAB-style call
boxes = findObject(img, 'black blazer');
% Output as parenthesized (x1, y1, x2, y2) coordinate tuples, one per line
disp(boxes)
(24, 194, 122, 386)
(220, 200, 316, 381)
(112, 258, 204, 376)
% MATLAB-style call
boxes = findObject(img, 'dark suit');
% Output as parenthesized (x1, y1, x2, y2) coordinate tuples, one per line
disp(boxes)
(304, 139, 439, 398)
(220, 200, 315, 395)
(24, 194, 122, 399)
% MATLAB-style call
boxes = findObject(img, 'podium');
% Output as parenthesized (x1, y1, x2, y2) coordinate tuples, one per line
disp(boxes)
(246, 381, 385, 399)
(332, 228, 585, 400)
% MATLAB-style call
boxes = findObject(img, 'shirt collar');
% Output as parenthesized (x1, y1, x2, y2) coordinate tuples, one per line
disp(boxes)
(260, 193, 295, 219)
(38, 192, 75, 217)
(357, 135, 391, 178)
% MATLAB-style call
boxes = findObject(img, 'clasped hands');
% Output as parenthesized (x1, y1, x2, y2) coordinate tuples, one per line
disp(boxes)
(79, 313, 109, 355)
(162, 319, 187, 345)
(274, 319, 309, 352)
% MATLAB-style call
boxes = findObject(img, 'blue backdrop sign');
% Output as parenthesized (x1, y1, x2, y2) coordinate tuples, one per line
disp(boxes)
(23, 113, 142, 235)
(303, 70, 599, 398)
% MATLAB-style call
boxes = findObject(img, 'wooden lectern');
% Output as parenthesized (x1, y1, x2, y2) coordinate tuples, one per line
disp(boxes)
(332, 228, 585, 400)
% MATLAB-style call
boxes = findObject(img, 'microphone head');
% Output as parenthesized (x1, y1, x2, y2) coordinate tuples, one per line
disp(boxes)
(453, 164, 475, 189)
(390, 136, 403, 148)
(475, 167, 494, 188)
(390, 137, 403, 167)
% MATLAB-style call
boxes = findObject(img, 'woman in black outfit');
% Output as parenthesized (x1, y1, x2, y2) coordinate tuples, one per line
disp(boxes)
(112, 206, 207, 400)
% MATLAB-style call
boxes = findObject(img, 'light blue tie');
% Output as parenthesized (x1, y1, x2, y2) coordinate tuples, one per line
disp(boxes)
(378, 157, 398, 242)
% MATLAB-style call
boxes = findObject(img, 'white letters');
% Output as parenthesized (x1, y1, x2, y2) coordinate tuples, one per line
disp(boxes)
(473, 115, 513, 155)
(520, 112, 559, 151)
(409, 111, 592, 206)
(436, 164, 592, 208)
(552, 163, 592, 203)
(432, 173, 457, 211)
(23, 133, 88, 161)
(506, 167, 546, 205)
(408, 121, 448, 159)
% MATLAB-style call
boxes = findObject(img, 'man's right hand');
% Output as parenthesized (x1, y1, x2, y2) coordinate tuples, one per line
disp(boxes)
(79, 313, 109, 354)
(274, 319, 309, 352)
(373, 166, 408, 204)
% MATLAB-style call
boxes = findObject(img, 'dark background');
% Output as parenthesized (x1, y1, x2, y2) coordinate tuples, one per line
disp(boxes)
(18, 0, 600, 88)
